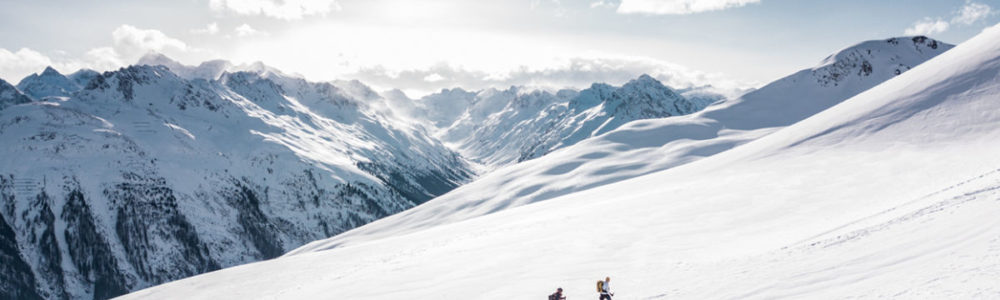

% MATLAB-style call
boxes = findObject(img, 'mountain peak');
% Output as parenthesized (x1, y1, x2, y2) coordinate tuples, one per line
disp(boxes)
(137, 52, 179, 67)
(41, 66, 61, 76)
(818, 36, 954, 69)
(635, 73, 657, 83)
(15, 66, 78, 99)
(624, 74, 666, 88)
(803, 36, 954, 89)
(890, 35, 944, 50)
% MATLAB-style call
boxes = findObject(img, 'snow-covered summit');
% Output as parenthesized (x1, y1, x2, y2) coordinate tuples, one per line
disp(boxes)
(816, 36, 946, 78)
(15, 66, 80, 99)
(135, 52, 297, 82)
(702, 36, 952, 131)
(570, 74, 696, 122)
(136, 52, 233, 81)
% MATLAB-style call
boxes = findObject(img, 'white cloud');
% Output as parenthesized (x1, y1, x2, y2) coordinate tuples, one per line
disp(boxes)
(79, 25, 193, 69)
(235, 24, 266, 37)
(952, 1, 992, 25)
(904, 18, 950, 35)
(192, 22, 221, 35)
(590, 0, 617, 9)
(617, 0, 760, 15)
(112, 25, 188, 59)
(423, 73, 445, 82)
(209, 0, 341, 20)
(84, 47, 126, 71)
(0, 48, 56, 82)
(0, 25, 199, 82)
(903, 1, 994, 36)
(348, 56, 751, 98)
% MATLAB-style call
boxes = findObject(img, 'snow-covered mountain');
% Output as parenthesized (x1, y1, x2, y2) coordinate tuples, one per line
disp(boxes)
(284, 36, 953, 249)
(15, 67, 81, 100)
(14, 67, 102, 101)
(134, 53, 291, 82)
(406, 74, 716, 168)
(124, 24, 1000, 299)
(0, 62, 472, 299)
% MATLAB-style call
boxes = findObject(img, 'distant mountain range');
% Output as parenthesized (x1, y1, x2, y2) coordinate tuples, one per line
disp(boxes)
(288, 35, 954, 253)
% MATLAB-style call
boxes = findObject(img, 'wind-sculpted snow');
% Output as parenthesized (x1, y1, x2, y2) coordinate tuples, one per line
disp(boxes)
(127, 26, 1000, 299)
(0, 63, 472, 299)
(290, 36, 952, 252)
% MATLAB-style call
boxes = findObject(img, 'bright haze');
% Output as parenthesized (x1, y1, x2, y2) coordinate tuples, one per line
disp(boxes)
(1, 0, 997, 95)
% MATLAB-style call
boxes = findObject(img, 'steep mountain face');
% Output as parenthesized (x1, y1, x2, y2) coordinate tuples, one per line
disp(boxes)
(0, 206, 42, 300)
(287, 36, 953, 253)
(423, 74, 714, 167)
(0, 64, 472, 299)
(67, 70, 100, 89)
(126, 25, 1000, 300)
(0, 79, 33, 111)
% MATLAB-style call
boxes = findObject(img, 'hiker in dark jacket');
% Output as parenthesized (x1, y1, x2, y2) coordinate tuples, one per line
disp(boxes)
(549, 287, 566, 300)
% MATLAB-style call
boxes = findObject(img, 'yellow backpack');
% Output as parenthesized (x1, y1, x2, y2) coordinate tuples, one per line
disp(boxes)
(597, 280, 604, 293)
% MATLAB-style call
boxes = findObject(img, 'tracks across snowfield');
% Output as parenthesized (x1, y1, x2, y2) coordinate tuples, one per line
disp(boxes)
(656, 169, 1000, 299)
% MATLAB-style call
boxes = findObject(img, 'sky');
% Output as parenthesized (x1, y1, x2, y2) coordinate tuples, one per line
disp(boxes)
(1, 0, 998, 96)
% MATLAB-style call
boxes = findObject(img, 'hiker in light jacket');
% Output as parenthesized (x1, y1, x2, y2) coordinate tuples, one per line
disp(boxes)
(600, 277, 613, 300)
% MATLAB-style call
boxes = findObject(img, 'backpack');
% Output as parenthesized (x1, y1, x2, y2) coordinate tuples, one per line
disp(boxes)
(549, 293, 559, 300)
(597, 280, 604, 293)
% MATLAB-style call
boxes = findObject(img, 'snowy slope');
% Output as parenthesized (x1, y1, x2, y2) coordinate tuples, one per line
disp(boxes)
(416, 74, 714, 168)
(287, 36, 952, 249)
(122, 25, 1000, 299)
(0, 63, 472, 299)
